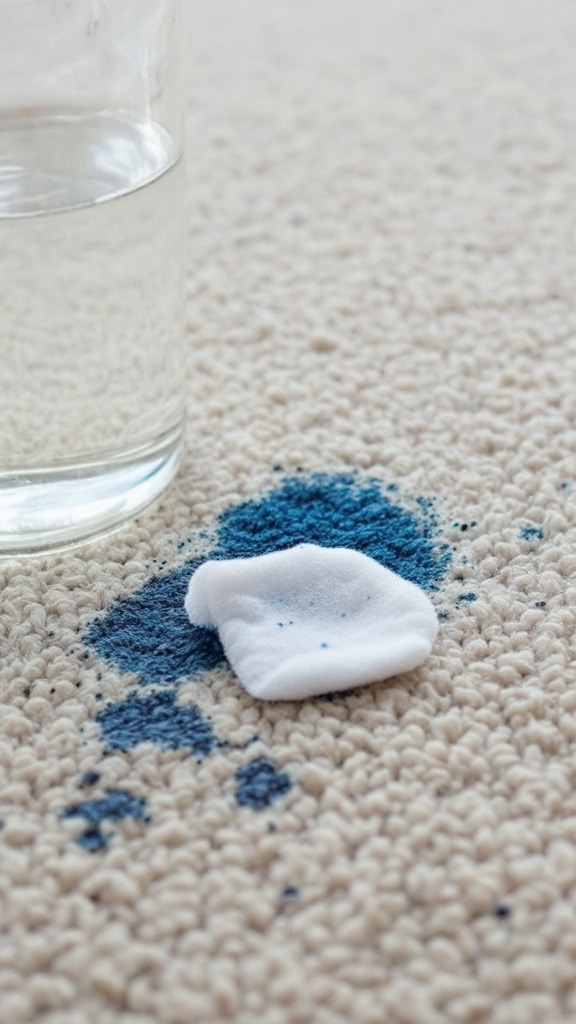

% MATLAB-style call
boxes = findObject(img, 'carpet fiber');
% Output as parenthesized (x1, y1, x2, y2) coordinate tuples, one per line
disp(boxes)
(3, 1, 576, 1021)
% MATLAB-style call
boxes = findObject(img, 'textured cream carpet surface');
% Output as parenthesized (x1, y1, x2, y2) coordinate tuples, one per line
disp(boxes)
(3, 1, 576, 1021)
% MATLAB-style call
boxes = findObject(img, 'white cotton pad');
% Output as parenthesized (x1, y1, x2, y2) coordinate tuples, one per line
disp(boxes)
(184, 544, 438, 701)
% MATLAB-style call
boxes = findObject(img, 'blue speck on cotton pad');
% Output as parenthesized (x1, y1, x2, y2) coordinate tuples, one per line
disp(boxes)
(83, 473, 451, 684)
(96, 689, 215, 756)
(235, 756, 293, 809)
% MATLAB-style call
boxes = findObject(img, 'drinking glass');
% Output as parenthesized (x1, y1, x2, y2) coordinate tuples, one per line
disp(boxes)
(0, 0, 186, 554)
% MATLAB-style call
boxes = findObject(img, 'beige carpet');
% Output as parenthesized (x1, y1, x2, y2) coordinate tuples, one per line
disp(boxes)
(3, 0, 576, 1020)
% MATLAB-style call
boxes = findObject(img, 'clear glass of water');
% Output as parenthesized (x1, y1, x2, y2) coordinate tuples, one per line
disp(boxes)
(0, 0, 186, 555)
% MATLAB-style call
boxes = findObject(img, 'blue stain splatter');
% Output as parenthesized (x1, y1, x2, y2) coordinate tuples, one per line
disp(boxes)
(85, 562, 225, 684)
(520, 526, 544, 541)
(79, 771, 101, 788)
(70, 472, 452, 835)
(97, 689, 215, 757)
(84, 473, 451, 684)
(235, 756, 293, 809)
(455, 592, 477, 605)
(61, 788, 149, 851)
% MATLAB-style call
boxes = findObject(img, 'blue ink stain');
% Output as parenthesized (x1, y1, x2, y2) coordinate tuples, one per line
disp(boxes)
(77, 830, 109, 852)
(520, 527, 544, 541)
(97, 689, 215, 756)
(62, 788, 149, 851)
(281, 885, 300, 900)
(235, 756, 293, 810)
(215, 474, 450, 590)
(86, 562, 225, 684)
(79, 771, 100, 788)
(320, 642, 329, 648)
(84, 474, 451, 685)
(455, 592, 477, 605)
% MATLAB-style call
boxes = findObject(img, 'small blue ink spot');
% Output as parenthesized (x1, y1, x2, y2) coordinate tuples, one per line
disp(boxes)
(453, 520, 477, 533)
(77, 829, 109, 852)
(455, 592, 477, 605)
(79, 771, 100, 788)
(97, 689, 215, 756)
(520, 527, 544, 541)
(320, 642, 329, 648)
(438, 611, 450, 621)
(235, 756, 292, 810)
(281, 885, 299, 900)
(535, 601, 546, 608)
(62, 788, 149, 851)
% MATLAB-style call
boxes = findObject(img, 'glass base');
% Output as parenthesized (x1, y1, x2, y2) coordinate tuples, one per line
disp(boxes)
(0, 430, 183, 556)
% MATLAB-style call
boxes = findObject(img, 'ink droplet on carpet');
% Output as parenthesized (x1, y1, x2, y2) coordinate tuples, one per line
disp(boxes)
(83, 474, 451, 685)
(61, 788, 149, 851)
(79, 771, 101, 789)
(235, 756, 292, 809)
(97, 689, 215, 756)
(520, 526, 544, 541)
